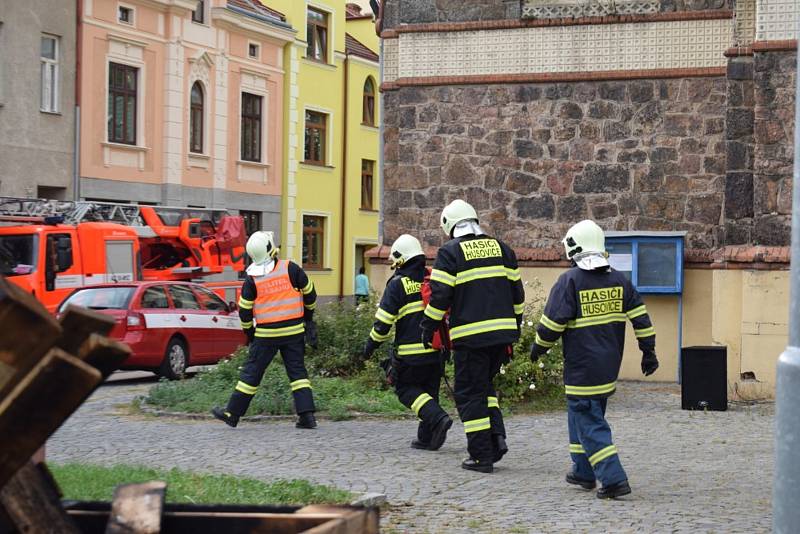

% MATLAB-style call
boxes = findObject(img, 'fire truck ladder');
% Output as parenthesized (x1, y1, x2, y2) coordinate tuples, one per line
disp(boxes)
(0, 197, 145, 225)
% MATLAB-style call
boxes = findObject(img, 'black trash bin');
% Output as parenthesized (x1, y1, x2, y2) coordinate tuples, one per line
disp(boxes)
(681, 346, 727, 411)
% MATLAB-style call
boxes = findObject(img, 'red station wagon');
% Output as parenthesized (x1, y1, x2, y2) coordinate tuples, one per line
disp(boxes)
(58, 281, 245, 379)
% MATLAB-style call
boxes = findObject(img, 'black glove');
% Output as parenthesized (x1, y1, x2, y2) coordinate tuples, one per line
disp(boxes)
(305, 320, 318, 349)
(421, 325, 435, 349)
(530, 343, 547, 363)
(244, 328, 255, 345)
(363, 338, 379, 359)
(641, 350, 659, 376)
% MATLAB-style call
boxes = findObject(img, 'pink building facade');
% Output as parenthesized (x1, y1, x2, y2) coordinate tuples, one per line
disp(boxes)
(79, 0, 293, 231)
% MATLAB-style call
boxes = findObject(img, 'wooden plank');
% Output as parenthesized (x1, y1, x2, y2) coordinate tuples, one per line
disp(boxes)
(57, 305, 116, 355)
(0, 349, 101, 488)
(0, 462, 80, 534)
(105, 481, 166, 534)
(298, 506, 379, 534)
(78, 334, 132, 380)
(0, 275, 62, 399)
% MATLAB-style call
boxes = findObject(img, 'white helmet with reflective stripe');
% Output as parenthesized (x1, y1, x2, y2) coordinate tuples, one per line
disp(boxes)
(562, 220, 606, 261)
(440, 199, 478, 237)
(389, 234, 424, 269)
(246, 231, 279, 265)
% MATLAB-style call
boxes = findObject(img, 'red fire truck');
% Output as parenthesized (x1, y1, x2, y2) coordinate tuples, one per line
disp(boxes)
(0, 198, 246, 312)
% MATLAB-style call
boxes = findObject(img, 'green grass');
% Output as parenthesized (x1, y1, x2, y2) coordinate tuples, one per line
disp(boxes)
(50, 464, 352, 505)
(145, 350, 456, 420)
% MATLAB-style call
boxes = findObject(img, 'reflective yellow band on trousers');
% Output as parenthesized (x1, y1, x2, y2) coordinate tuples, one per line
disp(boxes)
(626, 304, 648, 319)
(450, 317, 518, 340)
(240, 320, 253, 329)
(635, 326, 656, 338)
(397, 343, 437, 356)
(569, 443, 586, 454)
(589, 444, 618, 466)
(487, 396, 499, 409)
(564, 382, 617, 396)
(290, 378, 312, 391)
(305, 301, 317, 310)
(411, 393, 433, 416)
(235, 381, 258, 395)
(540, 314, 566, 332)
(463, 417, 491, 433)
(424, 305, 446, 321)
(255, 323, 305, 337)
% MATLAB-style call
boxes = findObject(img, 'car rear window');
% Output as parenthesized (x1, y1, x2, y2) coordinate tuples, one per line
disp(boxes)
(60, 287, 135, 311)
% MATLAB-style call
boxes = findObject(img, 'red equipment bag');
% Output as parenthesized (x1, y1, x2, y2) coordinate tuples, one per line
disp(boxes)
(420, 267, 452, 350)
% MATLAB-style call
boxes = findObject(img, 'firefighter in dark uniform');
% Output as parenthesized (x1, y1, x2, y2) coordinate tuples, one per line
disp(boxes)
(421, 200, 525, 473)
(531, 220, 658, 499)
(212, 231, 319, 429)
(363, 234, 453, 450)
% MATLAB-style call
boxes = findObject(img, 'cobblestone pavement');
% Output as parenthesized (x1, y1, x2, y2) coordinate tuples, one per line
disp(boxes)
(49, 379, 773, 533)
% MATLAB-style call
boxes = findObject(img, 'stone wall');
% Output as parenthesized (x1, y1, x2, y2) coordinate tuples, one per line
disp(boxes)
(384, 78, 729, 248)
(752, 50, 795, 245)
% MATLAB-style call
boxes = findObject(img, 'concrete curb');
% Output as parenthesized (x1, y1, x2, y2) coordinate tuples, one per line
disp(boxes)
(136, 397, 420, 422)
(350, 492, 387, 507)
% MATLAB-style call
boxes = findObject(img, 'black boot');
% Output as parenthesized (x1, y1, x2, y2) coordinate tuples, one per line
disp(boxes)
(411, 439, 430, 450)
(461, 458, 493, 473)
(296, 412, 317, 429)
(211, 407, 239, 428)
(566, 471, 596, 490)
(597, 480, 631, 499)
(492, 435, 508, 463)
(428, 415, 453, 451)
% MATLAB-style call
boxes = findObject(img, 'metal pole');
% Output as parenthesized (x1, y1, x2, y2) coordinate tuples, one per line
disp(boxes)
(773, 39, 800, 534)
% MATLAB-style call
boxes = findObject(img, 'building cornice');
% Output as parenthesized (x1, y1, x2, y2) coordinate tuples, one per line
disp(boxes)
(211, 7, 295, 44)
(133, 0, 197, 12)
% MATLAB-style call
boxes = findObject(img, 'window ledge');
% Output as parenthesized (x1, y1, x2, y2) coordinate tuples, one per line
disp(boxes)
(237, 159, 270, 168)
(40, 110, 62, 115)
(300, 162, 335, 171)
(360, 123, 378, 131)
(189, 152, 210, 159)
(102, 141, 147, 152)
(188, 153, 211, 169)
(359, 208, 379, 214)
(303, 58, 337, 71)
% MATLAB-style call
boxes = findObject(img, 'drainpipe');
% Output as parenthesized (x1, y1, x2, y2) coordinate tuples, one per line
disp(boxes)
(338, 51, 349, 299)
(73, 0, 82, 201)
(773, 39, 800, 534)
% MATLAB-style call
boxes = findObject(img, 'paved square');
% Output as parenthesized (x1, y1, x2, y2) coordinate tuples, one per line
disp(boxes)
(50, 380, 773, 533)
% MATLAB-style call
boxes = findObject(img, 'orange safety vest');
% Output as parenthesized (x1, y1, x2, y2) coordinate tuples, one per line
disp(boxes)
(253, 260, 305, 324)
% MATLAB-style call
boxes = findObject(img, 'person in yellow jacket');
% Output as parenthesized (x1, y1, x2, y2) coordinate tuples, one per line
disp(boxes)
(212, 231, 318, 429)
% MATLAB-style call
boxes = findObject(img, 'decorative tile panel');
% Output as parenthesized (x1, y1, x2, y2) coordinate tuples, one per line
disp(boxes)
(383, 38, 399, 82)
(756, 0, 800, 41)
(391, 18, 732, 80)
(734, 0, 757, 46)
(522, 0, 659, 19)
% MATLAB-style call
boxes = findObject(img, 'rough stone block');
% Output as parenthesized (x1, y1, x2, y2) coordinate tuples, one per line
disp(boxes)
(574, 164, 630, 193)
(724, 172, 754, 219)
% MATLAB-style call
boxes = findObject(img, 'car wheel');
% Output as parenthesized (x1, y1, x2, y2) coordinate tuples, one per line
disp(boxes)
(159, 337, 188, 380)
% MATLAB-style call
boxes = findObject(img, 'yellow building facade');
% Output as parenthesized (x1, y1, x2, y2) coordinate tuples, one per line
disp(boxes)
(261, 0, 380, 297)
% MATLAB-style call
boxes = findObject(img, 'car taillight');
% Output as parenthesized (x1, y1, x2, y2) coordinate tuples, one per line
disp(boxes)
(126, 312, 145, 331)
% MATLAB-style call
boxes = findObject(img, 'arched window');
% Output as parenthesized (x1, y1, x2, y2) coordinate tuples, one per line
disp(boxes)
(362, 77, 375, 126)
(190, 82, 204, 154)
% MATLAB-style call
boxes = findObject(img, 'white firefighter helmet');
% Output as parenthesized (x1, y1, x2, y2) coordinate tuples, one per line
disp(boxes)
(389, 234, 424, 269)
(246, 231, 279, 265)
(562, 220, 606, 261)
(440, 199, 478, 237)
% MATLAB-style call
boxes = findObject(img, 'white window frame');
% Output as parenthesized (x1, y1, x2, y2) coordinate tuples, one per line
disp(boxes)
(191, 0, 209, 26)
(302, 105, 334, 167)
(117, 3, 135, 25)
(306, 1, 334, 65)
(40, 34, 59, 113)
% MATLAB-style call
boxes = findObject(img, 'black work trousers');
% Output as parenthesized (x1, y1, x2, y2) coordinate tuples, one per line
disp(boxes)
(226, 336, 315, 417)
(394, 360, 448, 443)
(453, 345, 508, 463)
